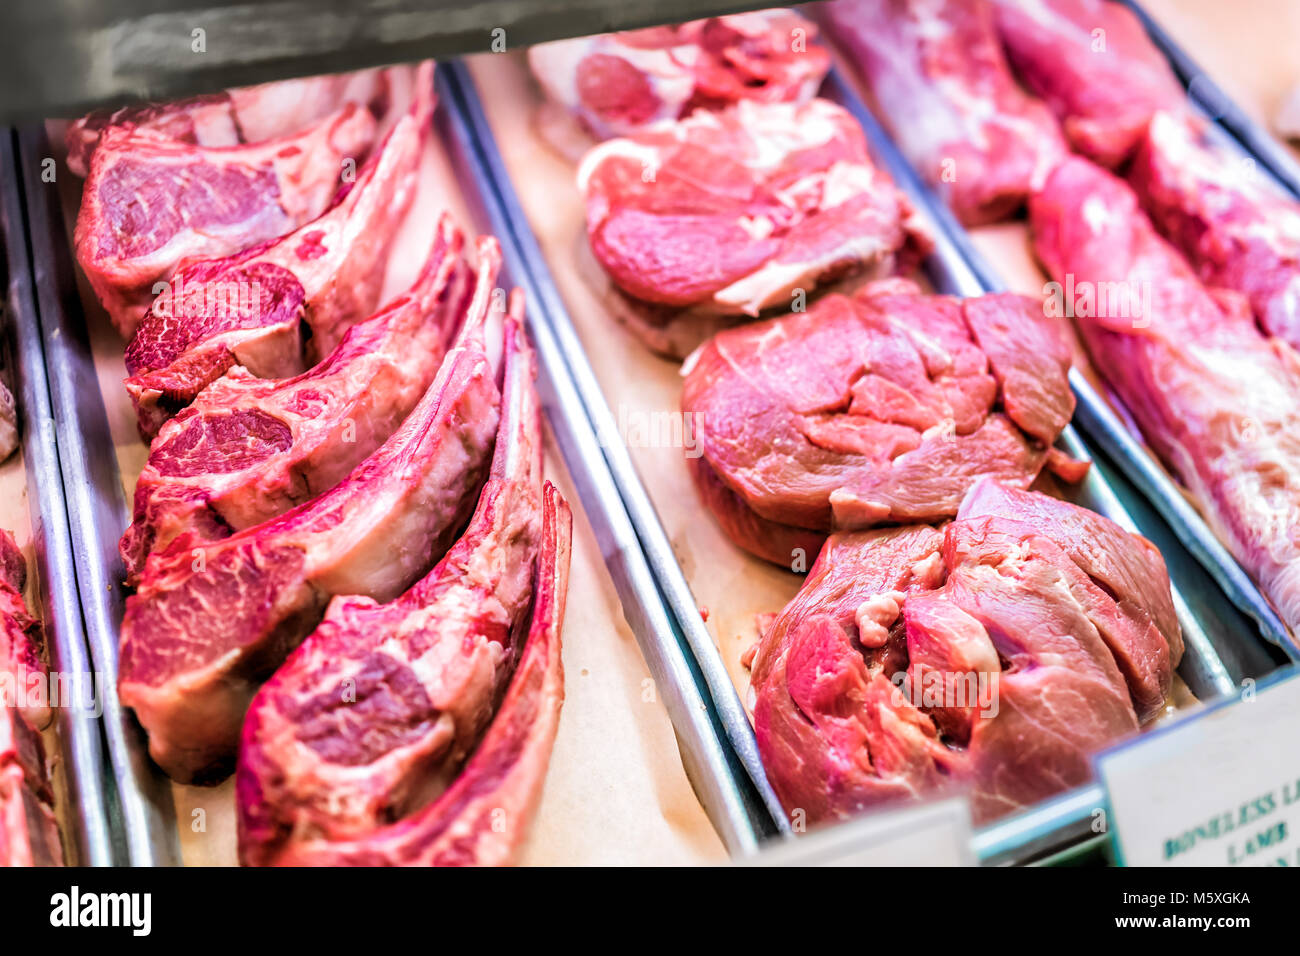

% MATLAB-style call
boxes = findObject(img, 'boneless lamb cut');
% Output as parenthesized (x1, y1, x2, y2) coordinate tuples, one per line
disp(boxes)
(123, 72, 431, 440)
(118, 239, 507, 784)
(528, 9, 830, 140)
(822, 0, 1067, 225)
(65, 66, 406, 177)
(681, 278, 1081, 565)
(0, 531, 63, 866)
(75, 103, 378, 337)
(1130, 111, 1300, 351)
(579, 98, 927, 358)
(238, 309, 561, 866)
(990, 0, 1186, 168)
(1031, 155, 1300, 633)
(119, 214, 472, 585)
(752, 479, 1182, 826)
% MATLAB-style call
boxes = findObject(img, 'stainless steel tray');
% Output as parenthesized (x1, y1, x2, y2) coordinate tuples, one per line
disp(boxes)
(1, 129, 118, 865)
(446, 54, 1288, 864)
(11, 64, 778, 864)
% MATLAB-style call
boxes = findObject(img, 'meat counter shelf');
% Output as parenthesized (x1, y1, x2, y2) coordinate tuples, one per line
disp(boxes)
(6, 63, 777, 865)
(1, 130, 118, 865)
(446, 56, 1286, 864)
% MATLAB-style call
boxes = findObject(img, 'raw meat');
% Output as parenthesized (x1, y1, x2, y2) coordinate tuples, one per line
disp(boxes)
(528, 9, 830, 140)
(118, 239, 507, 784)
(990, 0, 1185, 167)
(65, 67, 402, 177)
(123, 73, 431, 440)
(579, 98, 927, 357)
(242, 482, 571, 866)
(1130, 111, 1300, 350)
(119, 215, 472, 585)
(75, 103, 378, 337)
(0, 531, 63, 866)
(238, 307, 545, 865)
(823, 0, 1067, 225)
(751, 479, 1182, 826)
(1031, 155, 1300, 633)
(681, 278, 1078, 565)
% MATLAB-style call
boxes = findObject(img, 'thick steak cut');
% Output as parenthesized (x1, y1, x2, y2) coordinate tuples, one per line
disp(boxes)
(1031, 155, 1300, 633)
(579, 98, 926, 357)
(118, 240, 507, 783)
(65, 66, 403, 177)
(528, 10, 829, 140)
(752, 479, 1182, 826)
(0, 531, 63, 866)
(120, 215, 472, 585)
(681, 278, 1078, 565)
(825, 0, 1067, 225)
(1131, 111, 1300, 351)
(123, 73, 431, 440)
(238, 307, 544, 865)
(990, 0, 1185, 167)
(76, 104, 378, 337)
(243, 482, 571, 866)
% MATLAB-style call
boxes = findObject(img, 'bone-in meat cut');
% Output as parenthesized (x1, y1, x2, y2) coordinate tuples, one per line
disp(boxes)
(75, 104, 378, 337)
(990, 0, 1185, 167)
(123, 74, 430, 440)
(65, 67, 402, 177)
(118, 239, 506, 784)
(1130, 111, 1300, 351)
(824, 0, 1066, 225)
(119, 215, 471, 585)
(680, 278, 1079, 565)
(0, 531, 63, 866)
(752, 479, 1182, 826)
(238, 307, 550, 866)
(528, 9, 830, 140)
(241, 482, 571, 867)
(1031, 155, 1300, 633)
(579, 98, 926, 358)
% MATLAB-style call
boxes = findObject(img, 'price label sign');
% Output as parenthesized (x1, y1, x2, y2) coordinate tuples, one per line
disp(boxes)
(1097, 666, 1300, 866)
(746, 797, 976, 867)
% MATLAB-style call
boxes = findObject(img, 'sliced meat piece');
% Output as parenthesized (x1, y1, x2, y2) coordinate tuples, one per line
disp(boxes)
(681, 280, 1075, 563)
(123, 71, 432, 440)
(119, 215, 472, 585)
(65, 66, 404, 177)
(753, 484, 1176, 827)
(246, 482, 572, 867)
(990, 0, 1186, 167)
(118, 239, 506, 784)
(1131, 111, 1300, 351)
(75, 104, 378, 337)
(824, 0, 1067, 225)
(0, 531, 63, 866)
(238, 306, 544, 865)
(578, 97, 927, 358)
(528, 10, 830, 140)
(1031, 155, 1300, 633)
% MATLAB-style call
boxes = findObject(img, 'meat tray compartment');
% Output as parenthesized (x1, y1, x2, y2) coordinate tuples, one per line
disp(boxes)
(0, 131, 116, 865)
(13, 64, 765, 864)
(449, 45, 1289, 863)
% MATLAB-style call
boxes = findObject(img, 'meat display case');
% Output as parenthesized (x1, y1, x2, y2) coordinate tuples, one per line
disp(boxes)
(3, 0, 1298, 868)
(444, 53, 1290, 863)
